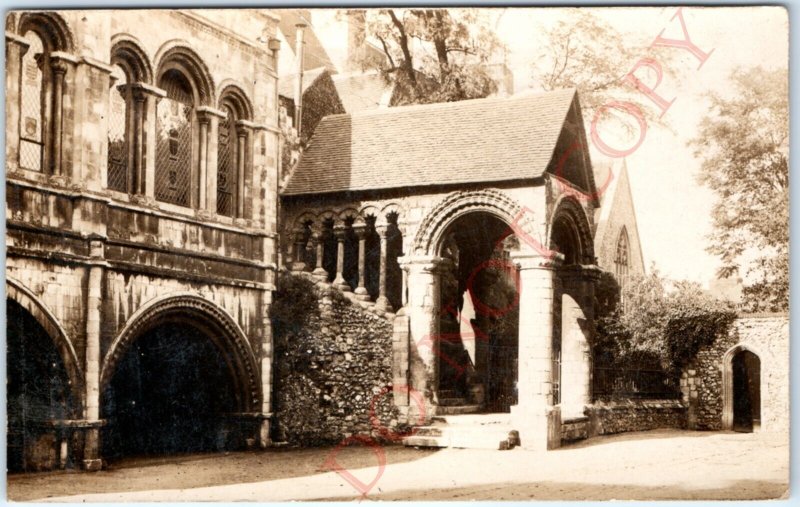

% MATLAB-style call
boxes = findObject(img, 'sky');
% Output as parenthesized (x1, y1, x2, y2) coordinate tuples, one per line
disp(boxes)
(311, 6, 788, 287)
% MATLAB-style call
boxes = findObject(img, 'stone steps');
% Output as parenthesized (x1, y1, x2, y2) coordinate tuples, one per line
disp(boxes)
(291, 271, 396, 322)
(435, 404, 482, 415)
(402, 413, 518, 450)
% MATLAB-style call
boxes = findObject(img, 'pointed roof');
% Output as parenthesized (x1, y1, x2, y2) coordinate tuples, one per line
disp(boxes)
(276, 9, 336, 73)
(283, 88, 581, 196)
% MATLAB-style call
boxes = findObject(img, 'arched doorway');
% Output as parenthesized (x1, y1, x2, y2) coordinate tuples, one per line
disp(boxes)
(100, 297, 260, 462)
(7, 299, 79, 472)
(435, 212, 520, 413)
(731, 349, 761, 432)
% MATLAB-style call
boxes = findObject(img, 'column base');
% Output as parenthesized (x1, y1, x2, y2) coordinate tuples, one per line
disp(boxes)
(333, 275, 351, 292)
(354, 286, 371, 301)
(375, 296, 393, 312)
(82, 458, 103, 471)
(511, 403, 561, 451)
(312, 267, 328, 282)
(291, 262, 307, 272)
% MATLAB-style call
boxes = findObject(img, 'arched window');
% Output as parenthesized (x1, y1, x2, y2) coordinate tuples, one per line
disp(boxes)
(614, 227, 630, 283)
(216, 104, 237, 217)
(107, 65, 129, 192)
(155, 69, 194, 207)
(19, 30, 46, 172)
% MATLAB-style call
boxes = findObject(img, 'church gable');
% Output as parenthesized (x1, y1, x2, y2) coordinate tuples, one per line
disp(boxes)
(545, 95, 598, 204)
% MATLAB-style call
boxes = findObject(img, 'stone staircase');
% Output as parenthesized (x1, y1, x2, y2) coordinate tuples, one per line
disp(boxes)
(291, 271, 397, 322)
(402, 413, 519, 450)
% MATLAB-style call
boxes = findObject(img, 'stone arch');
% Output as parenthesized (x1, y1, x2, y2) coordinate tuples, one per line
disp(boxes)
(17, 11, 74, 52)
(722, 343, 764, 431)
(413, 189, 527, 256)
(218, 82, 254, 120)
(5, 277, 84, 411)
(154, 41, 215, 105)
(337, 207, 360, 223)
(549, 195, 595, 265)
(100, 293, 261, 411)
(359, 204, 380, 221)
(110, 35, 153, 84)
(379, 202, 405, 226)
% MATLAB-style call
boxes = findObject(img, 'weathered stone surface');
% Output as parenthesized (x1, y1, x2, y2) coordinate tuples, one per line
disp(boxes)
(586, 399, 686, 436)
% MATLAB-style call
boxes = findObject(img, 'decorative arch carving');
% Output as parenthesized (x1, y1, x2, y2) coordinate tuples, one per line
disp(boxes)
(412, 189, 527, 256)
(218, 83, 254, 120)
(110, 35, 153, 83)
(721, 343, 765, 431)
(549, 195, 595, 264)
(155, 41, 215, 105)
(100, 293, 261, 411)
(17, 11, 74, 52)
(5, 277, 84, 411)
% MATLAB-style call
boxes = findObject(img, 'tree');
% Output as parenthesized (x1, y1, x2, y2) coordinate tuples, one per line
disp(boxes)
(357, 9, 504, 105)
(690, 66, 789, 312)
(532, 10, 682, 133)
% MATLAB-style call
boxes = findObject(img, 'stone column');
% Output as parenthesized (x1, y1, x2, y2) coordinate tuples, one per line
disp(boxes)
(291, 229, 306, 271)
(332, 225, 351, 291)
(83, 237, 107, 471)
(197, 116, 209, 209)
(236, 128, 248, 218)
(130, 88, 146, 194)
(205, 114, 220, 214)
(310, 229, 328, 281)
(353, 224, 370, 300)
(50, 60, 68, 176)
(139, 84, 166, 203)
(510, 252, 562, 451)
(5, 34, 29, 172)
(400, 255, 445, 420)
(375, 224, 392, 311)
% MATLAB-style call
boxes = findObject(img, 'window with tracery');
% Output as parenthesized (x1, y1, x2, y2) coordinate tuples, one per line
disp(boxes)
(107, 64, 129, 192)
(19, 30, 45, 171)
(155, 69, 194, 207)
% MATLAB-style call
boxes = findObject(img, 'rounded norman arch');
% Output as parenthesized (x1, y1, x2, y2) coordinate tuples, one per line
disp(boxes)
(549, 195, 595, 265)
(155, 41, 215, 105)
(110, 35, 154, 84)
(100, 293, 261, 411)
(5, 277, 85, 411)
(413, 189, 528, 256)
(218, 83, 254, 120)
(17, 11, 75, 52)
(722, 343, 765, 431)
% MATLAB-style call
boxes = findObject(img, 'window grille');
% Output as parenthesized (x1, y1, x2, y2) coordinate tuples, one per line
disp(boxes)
(19, 31, 44, 171)
(107, 65, 128, 192)
(155, 70, 193, 207)
(216, 105, 235, 217)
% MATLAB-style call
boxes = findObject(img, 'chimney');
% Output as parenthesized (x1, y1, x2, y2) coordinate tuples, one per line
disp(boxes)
(294, 22, 306, 136)
(346, 10, 366, 72)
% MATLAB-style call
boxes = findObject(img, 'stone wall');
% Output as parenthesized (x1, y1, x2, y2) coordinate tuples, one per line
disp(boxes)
(682, 314, 789, 433)
(273, 273, 399, 446)
(586, 399, 686, 436)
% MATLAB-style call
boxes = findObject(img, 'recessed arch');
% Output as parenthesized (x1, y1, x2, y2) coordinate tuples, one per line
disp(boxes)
(549, 195, 595, 265)
(5, 277, 84, 410)
(155, 41, 215, 105)
(413, 189, 529, 256)
(17, 11, 74, 53)
(218, 83, 253, 121)
(110, 35, 153, 84)
(722, 343, 764, 432)
(100, 293, 261, 412)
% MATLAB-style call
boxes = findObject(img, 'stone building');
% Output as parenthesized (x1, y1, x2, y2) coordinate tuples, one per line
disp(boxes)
(281, 88, 602, 450)
(5, 9, 282, 471)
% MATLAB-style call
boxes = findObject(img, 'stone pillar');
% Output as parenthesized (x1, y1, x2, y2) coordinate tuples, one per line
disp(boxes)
(353, 224, 370, 300)
(400, 255, 445, 420)
(131, 91, 145, 193)
(83, 237, 107, 471)
(510, 252, 562, 451)
(50, 60, 68, 176)
(310, 229, 328, 281)
(205, 114, 220, 214)
(557, 266, 594, 420)
(5, 34, 29, 172)
(375, 224, 392, 311)
(291, 229, 306, 271)
(197, 116, 209, 210)
(236, 128, 248, 218)
(332, 225, 351, 291)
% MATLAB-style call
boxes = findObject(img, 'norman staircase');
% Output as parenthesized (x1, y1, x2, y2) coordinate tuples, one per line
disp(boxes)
(402, 413, 519, 450)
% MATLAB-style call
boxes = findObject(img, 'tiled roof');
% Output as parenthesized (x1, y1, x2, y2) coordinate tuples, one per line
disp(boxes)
(283, 88, 578, 196)
(332, 72, 391, 113)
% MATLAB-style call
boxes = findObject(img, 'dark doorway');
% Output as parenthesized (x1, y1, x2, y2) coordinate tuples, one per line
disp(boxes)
(101, 322, 240, 461)
(732, 349, 761, 432)
(7, 299, 76, 472)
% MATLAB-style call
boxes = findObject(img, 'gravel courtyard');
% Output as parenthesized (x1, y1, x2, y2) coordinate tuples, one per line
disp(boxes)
(8, 429, 789, 502)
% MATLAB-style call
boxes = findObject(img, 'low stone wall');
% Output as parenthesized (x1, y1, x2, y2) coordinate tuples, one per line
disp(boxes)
(272, 274, 399, 446)
(682, 314, 789, 433)
(586, 399, 686, 436)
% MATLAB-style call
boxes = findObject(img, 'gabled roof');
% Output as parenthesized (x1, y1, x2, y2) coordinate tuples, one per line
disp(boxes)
(283, 88, 580, 196)
(276, 9, 336, 73)
(278, 66, 328, 100)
